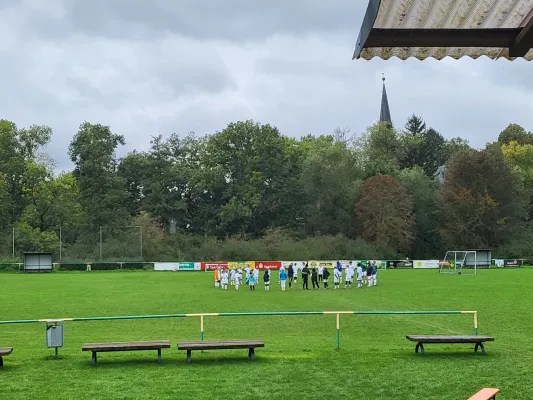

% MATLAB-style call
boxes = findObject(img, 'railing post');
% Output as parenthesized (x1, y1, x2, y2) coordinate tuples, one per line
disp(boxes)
(474, 312, 478, 336)
(200, 315, 204, 341)
(336, 313, 340, 349)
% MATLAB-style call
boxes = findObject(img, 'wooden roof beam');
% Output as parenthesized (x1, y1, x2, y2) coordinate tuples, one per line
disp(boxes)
(509, 8, 533, 57)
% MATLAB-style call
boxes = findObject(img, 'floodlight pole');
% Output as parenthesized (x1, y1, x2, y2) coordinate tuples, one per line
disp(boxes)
(59, 226, 62, 261)
(12, 226, 15, 258)
(99, 226, 103, 261)
(140, 226, 143, 259)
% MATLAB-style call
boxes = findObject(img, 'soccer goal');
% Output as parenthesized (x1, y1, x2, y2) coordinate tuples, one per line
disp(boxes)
(439, 251, 477, 275)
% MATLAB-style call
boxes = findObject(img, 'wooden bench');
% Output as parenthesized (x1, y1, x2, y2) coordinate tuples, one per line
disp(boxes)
(467, 388, 500, 400)
(406, 335, 494, 355)
(0, 348, 13, 367)
(82, 340, 170, 366)
(177, 339, 264, 364)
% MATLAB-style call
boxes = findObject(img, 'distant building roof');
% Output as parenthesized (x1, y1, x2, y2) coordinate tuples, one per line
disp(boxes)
(379, 75, 392, 124)
(434, 165, 447, 183)
(353, 0, 533, 60)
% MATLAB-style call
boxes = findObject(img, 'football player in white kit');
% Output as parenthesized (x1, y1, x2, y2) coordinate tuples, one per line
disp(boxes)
(356, 263, 363, 288)
(235, 269, 242, 290)
(221, 269, 229, 290)
(333, 266, 342, 289)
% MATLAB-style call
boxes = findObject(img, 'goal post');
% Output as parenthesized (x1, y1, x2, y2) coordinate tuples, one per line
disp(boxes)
(439, 251, 477, 275)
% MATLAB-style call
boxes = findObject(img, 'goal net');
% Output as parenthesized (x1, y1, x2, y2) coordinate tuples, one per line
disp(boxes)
(439, 251, 477, 275)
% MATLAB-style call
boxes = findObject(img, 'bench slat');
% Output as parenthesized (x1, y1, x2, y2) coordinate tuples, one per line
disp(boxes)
(407, 335, 494, 343)
(178, 339, 264, 350)
(467, 388, 500, 400)
(0, 348, 13, 356)
(82, 340, 170, 352)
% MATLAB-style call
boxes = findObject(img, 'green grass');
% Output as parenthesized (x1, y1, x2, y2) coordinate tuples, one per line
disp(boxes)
(0, 269, 532, 399)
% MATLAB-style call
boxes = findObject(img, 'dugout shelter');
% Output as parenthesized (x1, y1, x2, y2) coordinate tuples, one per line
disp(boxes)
(23, 252, 53, 273)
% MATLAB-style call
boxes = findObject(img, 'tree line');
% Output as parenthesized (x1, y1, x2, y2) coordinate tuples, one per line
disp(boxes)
(0, 117, 531, 262)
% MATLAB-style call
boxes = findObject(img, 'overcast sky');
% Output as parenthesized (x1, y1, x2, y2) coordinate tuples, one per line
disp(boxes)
(2, 0, 532, 172)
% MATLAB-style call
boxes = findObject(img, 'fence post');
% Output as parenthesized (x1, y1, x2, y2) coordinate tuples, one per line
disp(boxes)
(336, 313, 340, 349)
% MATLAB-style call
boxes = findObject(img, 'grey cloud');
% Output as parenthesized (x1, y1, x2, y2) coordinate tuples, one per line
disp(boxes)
(18, 0, 366, 42)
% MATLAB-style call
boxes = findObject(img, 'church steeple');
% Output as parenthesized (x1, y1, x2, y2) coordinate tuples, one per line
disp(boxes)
(379, 74, 392, 124)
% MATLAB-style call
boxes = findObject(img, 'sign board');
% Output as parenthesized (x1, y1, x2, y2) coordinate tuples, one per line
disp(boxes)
(413, 260, 440, 269)
(154, 262, 201, 271)
(308, 260, 337, 269)
(281, 261, 306, 270)
(255, 261, 281, 270)
(228, 261, 255, 270)
(386, 260, 413, 269)
(504, 259, 521, 267)
(202, 262, 228, 271)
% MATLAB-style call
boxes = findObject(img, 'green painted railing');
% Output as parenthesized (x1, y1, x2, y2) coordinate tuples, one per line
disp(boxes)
(0, 310, 478, 349)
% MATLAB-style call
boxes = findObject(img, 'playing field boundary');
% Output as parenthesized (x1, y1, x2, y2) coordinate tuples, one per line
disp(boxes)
(0, 310, 479, 349)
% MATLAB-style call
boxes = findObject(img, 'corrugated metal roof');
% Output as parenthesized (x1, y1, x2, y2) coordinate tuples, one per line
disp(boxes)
(356, 0, 533, 60)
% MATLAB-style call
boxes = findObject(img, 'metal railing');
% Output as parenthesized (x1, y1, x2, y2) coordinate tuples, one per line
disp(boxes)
(0, 310, 479, 349)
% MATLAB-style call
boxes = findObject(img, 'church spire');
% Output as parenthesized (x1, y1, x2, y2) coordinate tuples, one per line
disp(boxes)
(379, 74, 392, 124)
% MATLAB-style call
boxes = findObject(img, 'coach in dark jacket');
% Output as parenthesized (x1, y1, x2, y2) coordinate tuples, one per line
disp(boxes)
(301, 265, 310, 290)
(288, 264, 294, 288)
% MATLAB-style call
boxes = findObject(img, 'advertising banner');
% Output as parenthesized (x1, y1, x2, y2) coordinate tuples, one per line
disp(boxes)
(494, 259, 504, 267)
(413, 260, 440, 269)
(228, 261, 255, 270)
(308, 260, 337, 269)
(255, 261, 281, 270)
(281, 261, 306, 270)
(154, 262, 200, 271)
(154, 262, 180, 271)
(503, 259, 522, 267)
(202, 262, 228, 271)
(386, 260, 413, 269)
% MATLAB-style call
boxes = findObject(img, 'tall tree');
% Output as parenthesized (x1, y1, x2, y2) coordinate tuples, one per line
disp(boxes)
(446, 137, 472, 160)
(200, 120, 301, 237)
(400, 115, 448, 176)
(438, 149, 525, 249)
(355, 175, 415, 253)
(68, 122, 128, 228)
(404, 114, 426, 136)
(398, 167, 442, 258)
(501, 140, 533, 221)
(356, 122, 401, 177)
(498, 123, 533, 145)
(0, 119, 52, 223)
(300, 141, 362, 236)
(117, 150, 148, 217)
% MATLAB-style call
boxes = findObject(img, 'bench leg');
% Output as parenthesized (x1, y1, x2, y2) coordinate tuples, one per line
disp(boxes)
(91, 351, 97, 366)
(415, 342, 424, 355)
(0, 356, 3, 367)
(157, 348, 162, 364)
(248, 348, 255, 361)
(474, 342, 486, 355)
(186, 350, 192, 364)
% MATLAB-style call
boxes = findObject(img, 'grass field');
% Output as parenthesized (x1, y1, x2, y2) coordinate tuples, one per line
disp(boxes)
(0, 269, 532, 399)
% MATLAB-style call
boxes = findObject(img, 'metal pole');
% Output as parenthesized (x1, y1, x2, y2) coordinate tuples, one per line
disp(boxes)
(474, 312, 478, 336)
(200, 315, 204, 341)
(99, 226, 102, 261)
(140, 226, 143, 259)
(12, 226, 15, 258)
(59, 226, 62, 261)
(336, 313, 340, 349)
